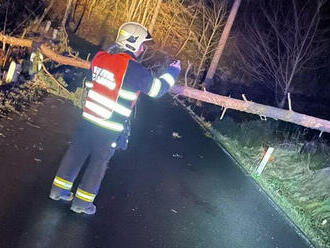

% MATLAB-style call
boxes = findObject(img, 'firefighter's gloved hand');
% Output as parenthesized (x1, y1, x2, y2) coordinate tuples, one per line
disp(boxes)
(170, 60, 181, 71)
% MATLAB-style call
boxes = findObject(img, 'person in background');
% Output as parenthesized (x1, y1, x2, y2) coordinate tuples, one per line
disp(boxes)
(49, 22, 181, 215)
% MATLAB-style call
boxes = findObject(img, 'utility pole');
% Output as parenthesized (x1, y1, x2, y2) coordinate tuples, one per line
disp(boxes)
(204, 0, 242, 87)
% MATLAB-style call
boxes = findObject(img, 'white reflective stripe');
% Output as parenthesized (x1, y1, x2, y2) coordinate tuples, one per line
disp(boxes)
(88, 90, 132, 117)
(148, 78, 162, 97)
(85, 81, 93, 88)
(76, 190, 95, 202)
(113, 103, 131, 117)
(83, 112, 124, 132)
(54, 178, 72, 190)
(85, 100, 112, 119)
(159, 73, 175, 87)
(93, 66, 116, 90)
(93, 75, 116, 90)
(119, 89, 137, 101)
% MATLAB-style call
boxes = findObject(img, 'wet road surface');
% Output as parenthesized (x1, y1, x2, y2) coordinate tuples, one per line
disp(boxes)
(0, 94, 312, 248)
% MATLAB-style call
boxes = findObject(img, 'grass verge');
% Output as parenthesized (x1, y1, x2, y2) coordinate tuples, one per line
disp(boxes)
(176, 98, 330, 248)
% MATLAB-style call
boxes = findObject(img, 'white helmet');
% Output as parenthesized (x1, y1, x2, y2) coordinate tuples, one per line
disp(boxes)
(115, 22, 153, 53)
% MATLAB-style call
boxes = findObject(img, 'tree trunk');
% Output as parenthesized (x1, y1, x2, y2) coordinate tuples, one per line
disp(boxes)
(71, 0, 80, 23)
(35, 0, 55, 31)
(74, 0, 87, 34)
(170, 85, 330, 134)
(0, 33, 90, 69)
(141, 0, 152, 26)
(278, 86, 291, 108)
(1, 32, 330, 134)
(148, 0, 162, 33)
(127, 0, 138, 21)
(62, 0, 73, 28)
(204, 0, 242, 87)
(279, 95, 286, 109)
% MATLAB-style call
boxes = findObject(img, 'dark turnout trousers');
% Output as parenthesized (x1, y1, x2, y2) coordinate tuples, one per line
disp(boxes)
(51, 119, 119, 208)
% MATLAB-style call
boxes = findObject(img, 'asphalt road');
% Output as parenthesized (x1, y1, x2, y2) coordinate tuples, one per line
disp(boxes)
(0, 94, 312, 248)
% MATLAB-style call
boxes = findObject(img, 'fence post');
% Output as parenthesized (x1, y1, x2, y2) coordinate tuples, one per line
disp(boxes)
(256, 147, 274, 175)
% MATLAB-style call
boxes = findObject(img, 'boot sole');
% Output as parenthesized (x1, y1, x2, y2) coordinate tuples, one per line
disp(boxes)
(49, 193, 73, 202)
(70, 206, 96, 215)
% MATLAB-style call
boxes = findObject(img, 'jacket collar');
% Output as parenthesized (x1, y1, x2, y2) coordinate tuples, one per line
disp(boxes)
(123, 50, 137, 60)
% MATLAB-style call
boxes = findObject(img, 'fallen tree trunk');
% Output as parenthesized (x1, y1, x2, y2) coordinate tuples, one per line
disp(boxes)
(1, 32, 330, 134)
(0, 33, 90, 69)
(170, 86, 330, 134)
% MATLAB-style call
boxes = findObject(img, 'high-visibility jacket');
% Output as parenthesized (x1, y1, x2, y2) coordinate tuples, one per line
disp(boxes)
(83, 52, 138, 132)
(84, 51, 180, 132)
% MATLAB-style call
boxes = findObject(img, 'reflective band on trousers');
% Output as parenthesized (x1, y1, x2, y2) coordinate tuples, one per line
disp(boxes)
(76, 188, 96, 202)
(93, 66, 116, 90)
(88, 90, 132, 117)
(53, 176, 73, 190)
(148, 78, 162, 97)
(118, 89, 137, 101)
(83, 112, 124, 132)
(85, 100, 112, 119)
(159, 73, 175, 87)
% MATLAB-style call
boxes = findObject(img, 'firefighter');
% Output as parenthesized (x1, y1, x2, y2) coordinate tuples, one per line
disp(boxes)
(49, 22, 181, 215)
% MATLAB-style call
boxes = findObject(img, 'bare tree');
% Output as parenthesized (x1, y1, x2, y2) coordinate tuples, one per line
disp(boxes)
(158, 0, 193, 50)
(35, 0, 55, 31)
(87, 0, 100, 18)
(236, 0, 327, 108)
(192, 0, 227, 87)
(148, 0, 162, 33)
(62, 0, 73, 28)
(140, 0, 152, 26)
(126, 0, 139, 21)
(73, 0, 87, 33)
(123, 0, 160, 28)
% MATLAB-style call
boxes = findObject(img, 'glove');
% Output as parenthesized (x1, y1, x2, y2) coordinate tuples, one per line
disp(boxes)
(169, 60, 181, 71)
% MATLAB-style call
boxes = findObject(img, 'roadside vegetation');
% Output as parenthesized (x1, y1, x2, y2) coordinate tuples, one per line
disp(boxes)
(178, 100, 330, 248)
(212, 117, 330, 247)
(181, 102, 330, 247)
